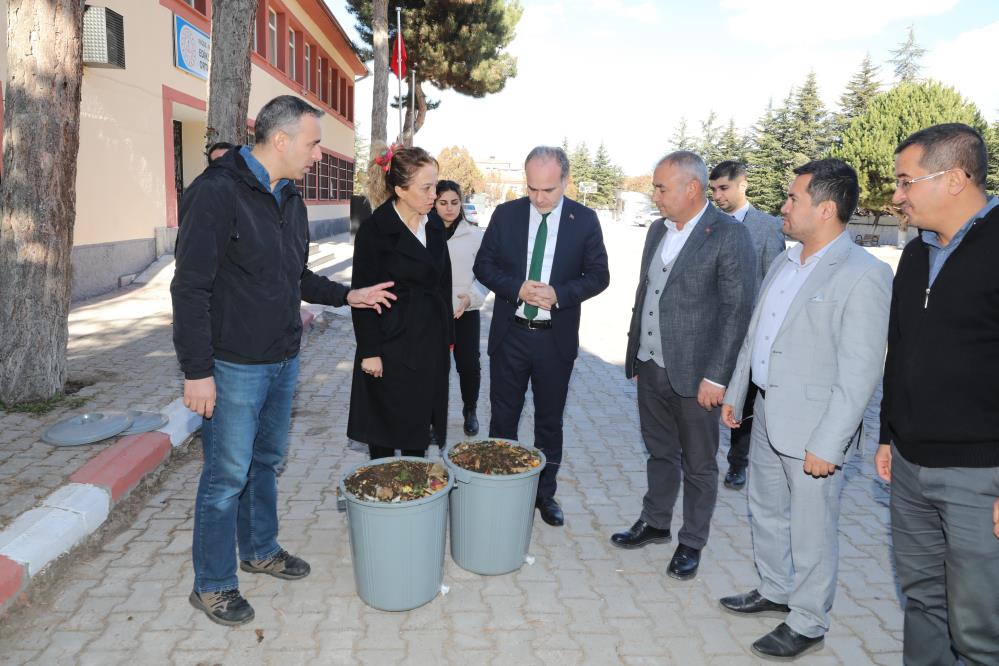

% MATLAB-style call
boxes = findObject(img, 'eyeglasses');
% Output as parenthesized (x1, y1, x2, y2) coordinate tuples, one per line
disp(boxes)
(896, 168, 966, 191)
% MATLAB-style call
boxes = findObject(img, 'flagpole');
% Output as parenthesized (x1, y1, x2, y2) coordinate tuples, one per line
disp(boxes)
(396, 6, 403, 143)
(409, 66, 416, 146)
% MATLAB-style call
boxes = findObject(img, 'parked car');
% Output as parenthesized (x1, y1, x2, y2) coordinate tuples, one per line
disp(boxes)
(462, 203, 479, 225)
(632, 209, 660, 227)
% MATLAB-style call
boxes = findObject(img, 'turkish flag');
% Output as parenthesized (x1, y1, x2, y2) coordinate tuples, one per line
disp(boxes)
(390, 33, 407, 79)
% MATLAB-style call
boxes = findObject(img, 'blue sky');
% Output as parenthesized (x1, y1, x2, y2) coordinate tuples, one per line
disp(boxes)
(327, 0, 999, 175)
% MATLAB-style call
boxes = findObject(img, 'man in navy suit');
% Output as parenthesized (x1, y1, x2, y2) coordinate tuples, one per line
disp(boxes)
(474, 146, 610, 526)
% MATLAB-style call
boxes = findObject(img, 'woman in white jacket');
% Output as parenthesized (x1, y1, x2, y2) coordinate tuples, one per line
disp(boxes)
(431, 180, 486, 443)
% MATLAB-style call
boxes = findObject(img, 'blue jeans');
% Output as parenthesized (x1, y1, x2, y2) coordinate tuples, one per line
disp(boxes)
(193, 356, 299, 593)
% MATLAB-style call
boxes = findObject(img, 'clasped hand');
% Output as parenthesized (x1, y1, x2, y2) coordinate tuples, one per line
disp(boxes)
(519, 280, 557, 310)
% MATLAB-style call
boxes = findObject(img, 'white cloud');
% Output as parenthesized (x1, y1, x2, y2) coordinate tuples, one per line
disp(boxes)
(720, 0, 959, 46)
(925, 20, 999, 118)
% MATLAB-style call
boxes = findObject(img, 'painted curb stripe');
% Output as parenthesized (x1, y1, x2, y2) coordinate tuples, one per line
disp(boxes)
(69, 432, 172, 502)
(0, 555, 25, 610)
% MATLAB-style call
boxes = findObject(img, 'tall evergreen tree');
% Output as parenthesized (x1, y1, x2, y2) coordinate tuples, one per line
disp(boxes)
(590, 142, 624, 208)
(669, 117, 696, 151)
(831, 80, 989, 221)
(831, 53, 882, 146)
(984, 120, 999, 195)
(565, 142, 593, 200)
(789, 71, 831, 160)
(718, 118, 749, 164)
(746, 96, 796, 214)
(698, 110, 723, 168)
(347, 0, 522, 141)
(889, 24, 927, 83)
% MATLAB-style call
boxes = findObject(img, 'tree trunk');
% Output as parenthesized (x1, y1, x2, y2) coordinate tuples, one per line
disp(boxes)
(0, 0, 85, 404)
(401, 81, 428, 146)
(206, 0, 258, 147)
(369, 0, 388, 151)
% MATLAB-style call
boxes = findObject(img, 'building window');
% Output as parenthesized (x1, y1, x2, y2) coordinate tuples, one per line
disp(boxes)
(318, 58, 326, 103)
(340, 78, 348, 117)
(267, 9, 277, 66)
(300, 154, 354, 201)
(330, 68, 338, 111)
(288, 29, 297, 81)
(304, 44, 311, 91)
(181, 0, 207, 13)
(347, 84, 354, 122)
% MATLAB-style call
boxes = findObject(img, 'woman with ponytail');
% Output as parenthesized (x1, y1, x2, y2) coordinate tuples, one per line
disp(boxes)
(347, 144, 453, 459)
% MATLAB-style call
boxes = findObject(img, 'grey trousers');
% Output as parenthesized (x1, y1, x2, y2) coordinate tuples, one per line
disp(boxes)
(748, 393, 845, 638)
(890, 445, 999, 666)
(636, 360, 719, 549)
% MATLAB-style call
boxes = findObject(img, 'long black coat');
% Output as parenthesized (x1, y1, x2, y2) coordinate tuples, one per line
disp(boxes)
(347, 200, 453, 450)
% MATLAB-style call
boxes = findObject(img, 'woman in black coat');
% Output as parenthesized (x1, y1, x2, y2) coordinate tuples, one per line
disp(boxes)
(347, 145, 453, 459)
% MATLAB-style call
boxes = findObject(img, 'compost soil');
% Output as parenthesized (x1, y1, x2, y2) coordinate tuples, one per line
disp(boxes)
(343, 460, 449, 502)
(448, 440, 542, 475)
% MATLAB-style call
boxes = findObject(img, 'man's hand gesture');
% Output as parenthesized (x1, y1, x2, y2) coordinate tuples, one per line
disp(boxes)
(184, 377, 216, 418)
(347, 281, 397, 314)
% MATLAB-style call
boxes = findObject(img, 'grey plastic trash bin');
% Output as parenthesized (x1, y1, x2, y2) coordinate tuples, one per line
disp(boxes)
(339, 456, 454, 611)
(444, 442, 546, 575)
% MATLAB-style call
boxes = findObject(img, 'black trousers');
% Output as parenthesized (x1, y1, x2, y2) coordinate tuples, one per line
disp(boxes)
(452, 309, 481, 410)
(727, 383, 758, 470)
(488, 323, 574, 499)
(369, 445, 425, 459)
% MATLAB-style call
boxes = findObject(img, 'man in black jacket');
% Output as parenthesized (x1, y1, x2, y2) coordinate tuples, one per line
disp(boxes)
(877, 123, 999, 666)
(171, 95, 393, 627)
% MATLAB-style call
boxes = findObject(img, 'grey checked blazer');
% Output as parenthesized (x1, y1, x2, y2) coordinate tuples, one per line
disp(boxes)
(625, 203, 756, 397)
(742, 205, 786, 289)
(724, 233, 892, 464)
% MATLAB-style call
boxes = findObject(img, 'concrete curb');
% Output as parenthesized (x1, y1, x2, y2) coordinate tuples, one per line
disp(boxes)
(0, 397, 203, 617)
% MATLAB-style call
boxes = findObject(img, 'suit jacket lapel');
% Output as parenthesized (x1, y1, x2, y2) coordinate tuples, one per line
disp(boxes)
(665, 204, 715, 290)
(550, 198, 580, 280)
(513, 198, 531, 279)
(777, 233, 852, 335)
(641, 220, 668, 278)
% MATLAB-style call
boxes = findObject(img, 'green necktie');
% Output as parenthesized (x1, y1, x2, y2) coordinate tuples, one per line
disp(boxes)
(524, 212, 550, 320)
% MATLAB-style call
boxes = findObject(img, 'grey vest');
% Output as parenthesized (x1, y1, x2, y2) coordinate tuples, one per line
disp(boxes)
(637, 235, 676, 368)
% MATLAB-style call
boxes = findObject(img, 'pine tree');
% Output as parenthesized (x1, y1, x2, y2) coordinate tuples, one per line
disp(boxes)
(698, 110, 723, 168)
(984, 120, 999, 195)
(889, 24, 927, 84)
(718, 119, 749, 164)
(746, 96, 796, 214)
(669, 117, 696, 151)
(789, 71, 831, 160)
(566, 142, 593, 200)
(590, 142, 624, 208)
(831, 54, 882, 147)
(831, 80, 989, 220)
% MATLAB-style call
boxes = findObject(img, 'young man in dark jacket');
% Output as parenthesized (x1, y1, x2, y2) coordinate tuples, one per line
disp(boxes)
(877, 123, 999, 666)
(171, 95, 393, 626)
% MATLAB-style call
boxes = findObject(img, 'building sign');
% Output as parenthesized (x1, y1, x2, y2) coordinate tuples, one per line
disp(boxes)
(174, 15, 210, 80)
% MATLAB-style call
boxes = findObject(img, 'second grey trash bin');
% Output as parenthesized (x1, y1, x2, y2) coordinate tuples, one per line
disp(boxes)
(340, 457, 453, 611)
(444, 442, 546, 575)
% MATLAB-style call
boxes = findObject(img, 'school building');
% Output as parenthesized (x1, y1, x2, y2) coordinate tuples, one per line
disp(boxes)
(0, 0, 366, 299)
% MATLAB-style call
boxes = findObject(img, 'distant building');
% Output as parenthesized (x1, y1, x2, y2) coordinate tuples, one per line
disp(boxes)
(0, 0, 366, 299)
(478, 158, 526, 202)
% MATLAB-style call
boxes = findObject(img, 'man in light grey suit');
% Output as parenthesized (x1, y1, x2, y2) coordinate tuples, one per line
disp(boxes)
(610, 151, 755, 582)
(709, 160, 786, 490)
(719, 159, 892, 660)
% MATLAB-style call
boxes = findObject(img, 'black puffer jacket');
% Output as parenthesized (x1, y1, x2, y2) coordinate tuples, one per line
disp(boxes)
(170, 148, 348, 379)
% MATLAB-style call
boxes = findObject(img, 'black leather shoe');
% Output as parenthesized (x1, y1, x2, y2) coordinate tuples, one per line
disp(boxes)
(720, 589, 790, 618)
(535, 497, 564, 526)
(751, 623, 824, 660)
(724, 466, 747, 490)
(667, 544, 701, 580)
(610, 519, 671, 549)
(462, 406, 479, 436)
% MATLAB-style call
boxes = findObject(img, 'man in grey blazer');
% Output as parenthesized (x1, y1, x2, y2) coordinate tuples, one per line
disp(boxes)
(610, 151, 755, 581)
(720, 159, 892, 660)
(709, 160, 786, 490)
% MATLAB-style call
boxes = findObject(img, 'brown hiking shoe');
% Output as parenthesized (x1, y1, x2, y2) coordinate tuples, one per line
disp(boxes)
(189, 589, 255, 626)
(239, 549, 311, 580)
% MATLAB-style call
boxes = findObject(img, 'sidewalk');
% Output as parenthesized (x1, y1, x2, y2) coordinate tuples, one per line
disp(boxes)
(0, 225, 904, 663)
(0, 234, 354, 617)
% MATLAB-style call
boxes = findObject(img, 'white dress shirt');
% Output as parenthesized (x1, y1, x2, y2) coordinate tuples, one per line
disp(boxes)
(751, 232, 846, 387)
(660, 201, 708, 265)
(393, 202, 428, 246)
(516, 198, 563, 321)
(731, 202, 751, 223)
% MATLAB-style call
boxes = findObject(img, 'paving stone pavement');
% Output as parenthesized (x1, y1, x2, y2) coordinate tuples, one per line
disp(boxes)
(0, 224, 904, 664)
